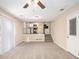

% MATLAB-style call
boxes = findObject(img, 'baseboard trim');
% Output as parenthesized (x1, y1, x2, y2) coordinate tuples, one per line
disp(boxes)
(54, 42, 79, 59)
(16, 41, 25, 46)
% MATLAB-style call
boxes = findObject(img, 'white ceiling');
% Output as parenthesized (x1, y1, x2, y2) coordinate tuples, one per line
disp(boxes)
(0, 0, 79, 22)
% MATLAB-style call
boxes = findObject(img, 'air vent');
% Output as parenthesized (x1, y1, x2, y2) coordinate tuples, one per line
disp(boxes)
(60, 8, 64, 11)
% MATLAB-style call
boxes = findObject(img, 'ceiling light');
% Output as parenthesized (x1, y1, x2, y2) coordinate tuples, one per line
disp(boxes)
(32, 15, 41, 19)
(33, 0, 39, 4)
(32, 0, 39, 7)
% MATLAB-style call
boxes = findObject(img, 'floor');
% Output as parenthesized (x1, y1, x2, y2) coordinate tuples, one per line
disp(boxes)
(0, 42, 78, 59)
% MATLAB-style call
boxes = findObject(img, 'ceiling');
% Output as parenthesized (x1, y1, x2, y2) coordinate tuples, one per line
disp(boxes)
(0, 0, 79, 22)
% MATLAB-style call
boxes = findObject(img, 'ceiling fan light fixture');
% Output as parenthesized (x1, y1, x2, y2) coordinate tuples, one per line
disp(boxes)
(23, 3, 29, 8)
(33, 0, 39, 7)
(35, 0, 39, 3)
(37, 1, 46, 9)
(23, 0, 46, 9)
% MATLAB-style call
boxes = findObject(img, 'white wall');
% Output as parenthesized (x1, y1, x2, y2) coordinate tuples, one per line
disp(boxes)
(51, 4, 79, 51)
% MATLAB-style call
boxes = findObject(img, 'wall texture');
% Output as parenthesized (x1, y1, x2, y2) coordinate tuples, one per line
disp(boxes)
(51, 4, 79, 50)
(0, 9, 23, 45)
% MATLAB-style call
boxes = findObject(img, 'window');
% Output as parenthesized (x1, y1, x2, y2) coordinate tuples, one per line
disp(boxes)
(69, 18, 76, 35)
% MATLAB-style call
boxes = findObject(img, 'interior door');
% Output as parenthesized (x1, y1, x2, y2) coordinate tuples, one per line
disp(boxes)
(67, 15, 79, 58)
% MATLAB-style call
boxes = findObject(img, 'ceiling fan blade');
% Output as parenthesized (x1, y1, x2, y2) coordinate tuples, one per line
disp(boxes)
(23, 3, 29, 8)
(37, 1, 46, 9)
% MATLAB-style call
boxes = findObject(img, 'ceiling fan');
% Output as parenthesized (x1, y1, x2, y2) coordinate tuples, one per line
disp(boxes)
(23, 0, 46, 9)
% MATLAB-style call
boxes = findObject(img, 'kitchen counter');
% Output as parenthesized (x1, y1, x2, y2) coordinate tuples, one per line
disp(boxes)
(24, 34, 45, 42)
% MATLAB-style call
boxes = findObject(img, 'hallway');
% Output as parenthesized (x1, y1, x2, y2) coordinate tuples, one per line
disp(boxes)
(0, 42, 78, 59)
